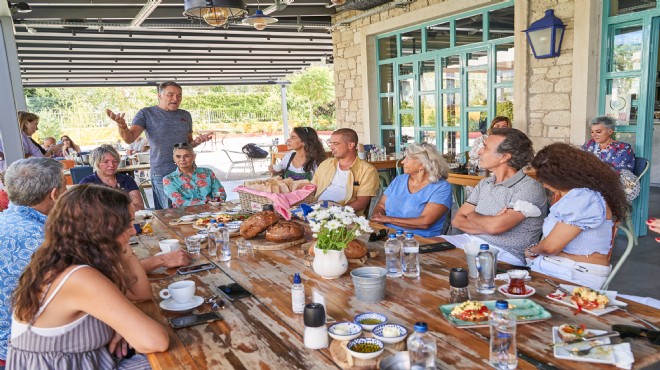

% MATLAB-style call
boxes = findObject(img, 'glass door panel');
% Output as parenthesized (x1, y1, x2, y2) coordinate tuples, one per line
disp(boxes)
(496, 43, 514, 83)
(605, 77, 641, 126)
(420, 130, 436, 146)
(378, 35, 398, 60)
(420, 60, 435, 91)
(379, 64, 394, 93)
(420, 94, 437, 127)
(467, 111, 487, 148)
(611, 25, 644, 72)
(442, 93, 460, 127)
(441, 131, 461, 156)
(496, 87, 513, 117)
(381, 129, 396, 154)
(442, 55, 461, 89)
(467, 71, 488, 106)
(380, 97, 394, 125)
(399, 79, 414, 109)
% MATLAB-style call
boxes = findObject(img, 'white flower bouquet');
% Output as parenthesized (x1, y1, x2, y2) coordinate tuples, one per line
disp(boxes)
(308, 205, 373, 252)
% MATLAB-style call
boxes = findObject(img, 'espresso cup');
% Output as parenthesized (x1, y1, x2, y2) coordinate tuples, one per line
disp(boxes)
(507, 269, 529, 295)
(159, 239, 180, 253)
(159, 280, 195, 303)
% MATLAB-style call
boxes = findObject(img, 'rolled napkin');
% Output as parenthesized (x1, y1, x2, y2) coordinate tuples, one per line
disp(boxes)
(233, 184, 317, 220)
(510, 200, 542, 218)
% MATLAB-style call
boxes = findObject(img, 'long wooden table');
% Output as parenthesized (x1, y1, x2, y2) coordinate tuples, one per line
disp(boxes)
(134, 204, 660, 369)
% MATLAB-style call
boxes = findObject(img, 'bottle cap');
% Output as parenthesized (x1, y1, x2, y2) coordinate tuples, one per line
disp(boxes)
(388, 234, 396, 239)
(413, 322, 428, 333)
(449, 267, 469, 288)
(293, 273, 301, 284)
(303, 303, 326, 327)
(495, 300, 508, 309)
(209, 219, 217, 224)
(405, 233, 414, 238)
(396, 230, 404, 235)
(217, 223, 225, 226)
(480, 244, 489, 250)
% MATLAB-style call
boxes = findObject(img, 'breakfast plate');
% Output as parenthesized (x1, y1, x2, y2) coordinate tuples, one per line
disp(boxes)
(546, 284, 627, 316)
(439, 299, 552, 329)
(196, 212, 212, 218)
(159, 296, 204, 312)
(497, 285, 536, 298)
(552, 327, 616, 364)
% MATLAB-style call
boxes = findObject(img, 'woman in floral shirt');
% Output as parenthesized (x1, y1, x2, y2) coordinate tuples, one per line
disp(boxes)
(581, 115, 635, 172)
(163, 143, 226, 208)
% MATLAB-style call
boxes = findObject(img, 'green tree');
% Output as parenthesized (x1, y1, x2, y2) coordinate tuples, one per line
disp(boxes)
(287, 65, 335, 127)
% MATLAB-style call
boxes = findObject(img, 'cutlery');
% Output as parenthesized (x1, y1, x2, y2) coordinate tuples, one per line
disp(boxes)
(550, 331, 620, 348)
(611, 306, 660, 331)
(568, 343, 613, 356)
(544, 279, 570, 295)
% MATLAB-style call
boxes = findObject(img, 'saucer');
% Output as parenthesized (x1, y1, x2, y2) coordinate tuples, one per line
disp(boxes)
(159, 295, 204, 312)
(497, 285, 536, 298)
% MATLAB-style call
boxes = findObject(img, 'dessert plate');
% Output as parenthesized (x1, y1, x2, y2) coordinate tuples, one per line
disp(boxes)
(552, 327, 616, 364)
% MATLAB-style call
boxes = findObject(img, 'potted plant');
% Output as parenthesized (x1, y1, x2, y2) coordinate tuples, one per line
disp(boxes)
(308, 205, 373, 279)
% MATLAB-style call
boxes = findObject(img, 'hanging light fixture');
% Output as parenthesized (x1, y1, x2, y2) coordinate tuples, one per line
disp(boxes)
(183, 0, 247, 27)
(523, 9, 565, 59)
(243, 9, 278, 30)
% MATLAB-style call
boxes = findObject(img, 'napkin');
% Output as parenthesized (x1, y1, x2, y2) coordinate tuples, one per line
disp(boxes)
(509, 200, 542, 218)
(613, 343, 634, 369)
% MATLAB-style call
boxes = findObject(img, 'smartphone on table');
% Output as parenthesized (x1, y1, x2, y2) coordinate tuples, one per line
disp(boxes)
(419, 241, 456, 254)
(217, 283, 252, 301)
(169, 312, 222, 329)
(176, 263, 215, 275)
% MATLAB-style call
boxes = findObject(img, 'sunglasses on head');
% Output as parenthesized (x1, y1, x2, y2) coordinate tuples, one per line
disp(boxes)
(173, 142, 192, 149)
(613, 324, 660, 345)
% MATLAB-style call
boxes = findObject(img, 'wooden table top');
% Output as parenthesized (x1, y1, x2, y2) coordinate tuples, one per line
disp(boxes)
(117, 163, 151, 173)
(134, 204, 660, 369)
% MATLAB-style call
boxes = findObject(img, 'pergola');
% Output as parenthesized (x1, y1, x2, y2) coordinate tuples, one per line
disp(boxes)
(0, 0, 337, 164)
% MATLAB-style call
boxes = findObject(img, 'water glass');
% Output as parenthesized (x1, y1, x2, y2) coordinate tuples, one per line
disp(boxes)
(237, 240, 253, 258)
(185, 235, 202, 254)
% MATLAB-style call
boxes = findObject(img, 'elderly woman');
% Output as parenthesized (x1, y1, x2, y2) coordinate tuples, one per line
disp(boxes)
(162, 143, 226, 208)
(525, 143, 628, 290)
(371, 142, 453, 237)
(0, 112, 62, 159)
(79, 145, 144, 211)
(469, 116, 512, 169)
(268, 127, 326, 181)
(582, 115, 635, 172)
(7, 184, 168, 369)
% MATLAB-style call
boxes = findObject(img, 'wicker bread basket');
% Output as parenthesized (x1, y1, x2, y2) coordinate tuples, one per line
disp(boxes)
(238, 190, 315, 213)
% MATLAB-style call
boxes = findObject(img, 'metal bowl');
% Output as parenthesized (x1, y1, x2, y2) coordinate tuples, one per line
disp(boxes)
(379, 351, 410, 370)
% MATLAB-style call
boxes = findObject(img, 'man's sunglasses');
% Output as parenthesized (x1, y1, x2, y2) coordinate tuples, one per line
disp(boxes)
(173, 142, 192, 149)
(613, 324, 660, 345)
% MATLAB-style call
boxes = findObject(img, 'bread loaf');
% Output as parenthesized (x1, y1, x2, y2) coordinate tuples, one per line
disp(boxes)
(265, 220, 305, 243)
(344, 239, 367, 259)
(239, 210, 279, 239)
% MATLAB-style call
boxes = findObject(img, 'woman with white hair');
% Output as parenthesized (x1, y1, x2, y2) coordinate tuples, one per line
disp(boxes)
(371, 142, 453, 237)
(582, 115, 635, 172)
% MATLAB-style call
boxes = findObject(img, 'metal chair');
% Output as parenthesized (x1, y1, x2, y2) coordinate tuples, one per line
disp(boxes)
(625, 156, 650, 245)
(69, 166, 94, 184)
(601, 224, 634, 290)
(222, 149, 255, 180)
(138, 179, 152, 209)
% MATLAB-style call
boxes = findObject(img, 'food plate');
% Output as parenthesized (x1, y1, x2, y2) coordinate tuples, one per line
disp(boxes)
(546, 284, 627, 316)
(159, 296, 204, 312)
(226, 221, 243, 230)
(196, 212, 212, 218)
(552, 327, 616, 364)
(497, 285, 536, 298)
(439, 299, 552, 328)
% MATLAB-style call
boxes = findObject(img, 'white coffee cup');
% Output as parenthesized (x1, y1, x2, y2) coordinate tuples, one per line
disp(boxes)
(159, 280, 195, 304)
(159, 239, 180, 253)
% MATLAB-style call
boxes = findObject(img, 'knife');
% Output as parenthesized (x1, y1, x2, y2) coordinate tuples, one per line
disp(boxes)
(544, 279, 570, 295)
(550, 331, 620, 347)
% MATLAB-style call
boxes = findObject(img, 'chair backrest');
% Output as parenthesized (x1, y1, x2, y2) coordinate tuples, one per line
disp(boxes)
(59, 159, 76, 169)
(601, 224, 635, 290)
(633, 156, 649, 179)
(276, 144, 288, 152)
(69, 166, 94, 184)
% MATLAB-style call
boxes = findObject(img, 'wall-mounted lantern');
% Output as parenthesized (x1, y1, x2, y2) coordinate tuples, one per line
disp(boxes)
(523, 9, 565, 59)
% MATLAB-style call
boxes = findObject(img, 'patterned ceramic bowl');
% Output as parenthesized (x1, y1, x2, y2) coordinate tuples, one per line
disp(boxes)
(353, 312, 387, 332)
(328, 322, 362, 341)
(372, 324, 408, 344)
(346, 337, 384, 360)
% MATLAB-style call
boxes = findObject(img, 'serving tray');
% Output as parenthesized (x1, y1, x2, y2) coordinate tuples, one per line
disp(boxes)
(439, 299, 552, 328)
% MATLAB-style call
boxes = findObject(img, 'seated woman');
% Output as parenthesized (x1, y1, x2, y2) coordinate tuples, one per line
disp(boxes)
(468, 116, 511, 169)
(80, 145, 144, 211)
(54, 135, 81, 159)
(7, 184, 168, 369)
(525, 143, 629, 290)
(163, 143, 226, 208)
(0, 111, 62, 160)
(370, 142, 453, 237)
(268, 127, 326, 181)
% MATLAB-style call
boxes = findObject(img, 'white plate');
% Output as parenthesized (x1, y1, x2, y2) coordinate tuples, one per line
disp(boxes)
(159, 296, 204, 312)
(497, 285, 536, 298)
(180, 215, 197, 222)
(552, 327, 616, 364)
(546, 284, 627, 316)
(196, 212, 212, 218)
(226, 221, 243, 230)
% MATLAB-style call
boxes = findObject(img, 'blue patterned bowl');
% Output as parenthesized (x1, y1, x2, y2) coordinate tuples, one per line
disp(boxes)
(353, 312, 387, 331)
(346, 337, 384, 360)
(328, 322, 362, 341)
(372, 323, 408, 344)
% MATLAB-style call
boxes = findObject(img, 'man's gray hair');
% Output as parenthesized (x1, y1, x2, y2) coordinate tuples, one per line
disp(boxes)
(404, 142, 449, 182)
(158, 81, 182, 94)
(491, 128, 534, 171)
(90, 145, 120, 172)
(590, 115, 616, 131)
(5, 158, 63, 206)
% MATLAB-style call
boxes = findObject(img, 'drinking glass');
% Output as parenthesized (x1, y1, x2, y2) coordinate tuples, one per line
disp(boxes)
(237, 240, 253, 258)
(185, 235, 202, 255)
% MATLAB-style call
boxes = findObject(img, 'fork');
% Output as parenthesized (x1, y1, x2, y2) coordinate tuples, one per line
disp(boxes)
(610, 305, 660, 331)
(569, 343, 613, 356)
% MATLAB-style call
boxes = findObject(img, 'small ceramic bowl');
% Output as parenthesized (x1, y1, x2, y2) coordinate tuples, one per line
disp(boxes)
(353, 312, 387, 332)
(346, 337, 384, 360)
(196, 212, 212, 218)
(372, 323, 408, 344)
(328, 322, 362, 341)
(180, 215, 196, 222)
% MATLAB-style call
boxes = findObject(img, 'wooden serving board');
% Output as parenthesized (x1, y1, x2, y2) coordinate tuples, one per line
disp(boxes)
(250, 237, 307, 251)
(328, 333, 406, 370)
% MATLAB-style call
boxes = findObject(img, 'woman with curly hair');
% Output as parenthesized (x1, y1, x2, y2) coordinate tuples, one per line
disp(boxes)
(371, 142, 453, 237)
(268, 127, 327, 181)
(7, 184, 168, 369)
(525, 143, 629, 289)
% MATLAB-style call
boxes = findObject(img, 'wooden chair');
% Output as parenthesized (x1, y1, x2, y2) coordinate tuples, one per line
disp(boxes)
(276, 144, 288, 152)
(222, 149, 255, 180)
(601, 223, 634, 290)
(625, 156, 650, 245)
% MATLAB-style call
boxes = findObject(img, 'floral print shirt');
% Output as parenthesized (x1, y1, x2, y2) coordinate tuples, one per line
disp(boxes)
(163, 166, 226, 208)
(581, 140, 635, 172)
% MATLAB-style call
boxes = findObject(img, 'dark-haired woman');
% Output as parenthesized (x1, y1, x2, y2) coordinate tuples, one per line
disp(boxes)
(7, 184, 168, 369)
(525, 143, 629, 290)
(268, 127, 326, 181)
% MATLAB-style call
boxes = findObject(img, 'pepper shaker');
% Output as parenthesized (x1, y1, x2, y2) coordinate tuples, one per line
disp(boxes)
(449, 268, 470, 303)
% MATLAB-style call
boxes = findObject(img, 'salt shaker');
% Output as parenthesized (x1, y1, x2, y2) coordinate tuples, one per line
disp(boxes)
(449, 267, 470, 303)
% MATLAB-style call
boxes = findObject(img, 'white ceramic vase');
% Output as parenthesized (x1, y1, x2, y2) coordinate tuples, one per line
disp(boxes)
(312, 246, 348, 279)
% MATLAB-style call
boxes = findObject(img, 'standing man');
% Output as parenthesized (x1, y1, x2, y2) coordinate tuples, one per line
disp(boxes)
(0, 158, 66, 369)
(312, 128, 379, 216)
(447, 128, 547, 265)
(106, 81, 211, 209)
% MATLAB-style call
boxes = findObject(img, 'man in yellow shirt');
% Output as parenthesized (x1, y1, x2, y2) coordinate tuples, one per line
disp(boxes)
(312, 128, 379, 216)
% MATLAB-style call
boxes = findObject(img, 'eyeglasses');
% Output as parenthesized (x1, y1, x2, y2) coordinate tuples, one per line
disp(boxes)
(173, 142, 192, 149)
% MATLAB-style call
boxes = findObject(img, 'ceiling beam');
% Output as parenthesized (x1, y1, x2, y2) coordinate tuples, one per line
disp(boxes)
(14, 35, 331, 46)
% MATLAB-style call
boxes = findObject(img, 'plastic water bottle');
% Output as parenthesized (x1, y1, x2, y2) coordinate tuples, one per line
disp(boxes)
(291, 273, 305, 314)
(402, 233, 420, 278)
(395, 229, 405, 243)
(217, 223, 231, 262)
(476, 244, 495, 294)
(206, 220, 218, 257)
(489, 300, 517, 370)
(407, 322, 437, 369)
(384, 234, 403, 278)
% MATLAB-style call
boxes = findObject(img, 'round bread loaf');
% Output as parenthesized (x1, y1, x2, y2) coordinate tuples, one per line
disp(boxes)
(239, 210, 279, 239)
(265, 220, 305, 243)
(344, 239, 367, 259)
